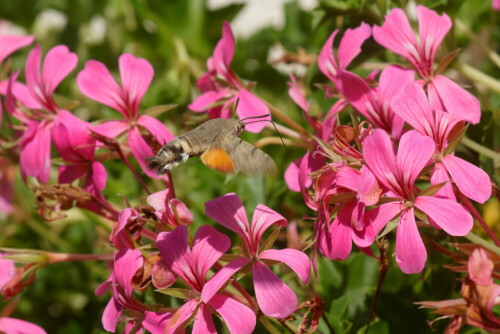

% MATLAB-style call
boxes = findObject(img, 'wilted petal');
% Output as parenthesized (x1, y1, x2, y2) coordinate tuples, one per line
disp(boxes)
(118, 54, 154, 118)
(429, 75, 481, 124)
(192, 303, 216, 334)
(137, 115, 174, 145)
(373, 8, 419, 63)
(0, 317, 47, 334)
(337, 22, 371, 69)
(0, 34, 34, 64)
(414, 196, 472, 236)
(362, 129, 402, 196)
(235, 89, 270, 133)
(201, 257, 250, 303)
(395, 208, 427, 274)
(208, 294, 256, 334)
(417, 5, 452, 67)
(127, 126, 160, 179)
(318, 30, 339, 81)
(468, 248, 494, 286)
(251, 204, 287, 247)
(102, 296, 122, 332)
(143, 311, 173, 334)
(166, 299, 198, 334)
(114, 249, 143, 297)
(442, 155, 491, 203)
(396, 130, 435, 195)
(152, 259, 177, 289)
(252, 261, 297, 318)
(259, 248, 310, 284)
(77, 60, 126, 117)
(191, 225, 231, 281)
(41, 45, 78, 96)
(205, 193, 252, 246)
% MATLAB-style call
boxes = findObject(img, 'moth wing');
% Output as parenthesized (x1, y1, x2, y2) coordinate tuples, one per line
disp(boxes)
(200, 146, 236, 173)
(220, 135, 277, 176)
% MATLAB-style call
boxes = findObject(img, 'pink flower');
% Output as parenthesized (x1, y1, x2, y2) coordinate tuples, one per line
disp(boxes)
(0, 33, 34, 66)
(391, 83, 491, 203)
(2, 45, 78, 183)
(156, 225, 256, 334)
(77, 54, 174, 178)
(52, 110, 107, 198)
(494, 0, 500, 11)
(363, 129, 473, 274)
(146, 189, 193, 226)
(333, 65, 414, 139)
(0, 317, 47, 334)
(96, 248, 172, 333)
(188, 21, 271, 133)
(373, 6, 481, 124)
(204, 193, 310, 318)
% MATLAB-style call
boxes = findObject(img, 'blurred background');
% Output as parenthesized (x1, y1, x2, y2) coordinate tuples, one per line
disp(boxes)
(1, 0, 499, 333)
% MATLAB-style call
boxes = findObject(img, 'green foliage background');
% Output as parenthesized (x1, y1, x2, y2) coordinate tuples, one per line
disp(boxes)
(1, 0, 498, 333)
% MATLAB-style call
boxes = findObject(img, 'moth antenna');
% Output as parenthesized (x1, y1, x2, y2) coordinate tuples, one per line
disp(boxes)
(240, 114, 270, 121)
(186, 158, 202, 165)
(244, 119, 299, 168)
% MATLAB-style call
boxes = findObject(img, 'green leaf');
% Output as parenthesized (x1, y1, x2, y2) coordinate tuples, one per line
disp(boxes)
(156, 288, 191, 299)
(144, 104, 178, 118)
(259, 227, 281, 253)
(378, 214, 400, 239)
(419, 181, 447, 197)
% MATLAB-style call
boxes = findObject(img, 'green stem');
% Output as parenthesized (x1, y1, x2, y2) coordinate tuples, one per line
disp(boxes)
(264, 101, 312, 141)
(465, 231, 500, 257)
(259, 316, 282, 334)
(453, 61, 500, 95)
(455, 18, 500, 69)
(461, 136, 500, 167)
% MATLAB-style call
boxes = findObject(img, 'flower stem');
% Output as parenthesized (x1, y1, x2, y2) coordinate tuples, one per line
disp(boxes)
(465, 231, 500, 257)
(48, 252, 114, 263)
(461, 136, 500, 167)
(454, 18, 500, 69)
(453, 61, 500, 94)
(458, 192, 500, 247)
(253, 136, 311, 149)
(264, 101, 312, 140)
(258, 316, 282, 334)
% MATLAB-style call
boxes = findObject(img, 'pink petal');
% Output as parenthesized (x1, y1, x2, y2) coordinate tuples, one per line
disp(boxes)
(284, 157, 303, 192)
(102, 296, 122, 332)
(166, 299, 198, 334)
(0, 317, 47, 334)
(137, 115, 174, 145)
(114, 249, 143, 297)
(417, 6, 452, 68)
(396, 130, 435, 196)
(205, 193, 252, 247)
(357, 165, 382, 206)
(188, 89, 230, 112)
(6, 80, 42, 111)
(127, 126, 160, 179)
(93, 120, 129, 138)
(372, 8, 419, 64)
(19, 120, 52, 183)
(113, 208, 140, 250)
(91, 161, 107, 191)
(170, 198, 193, 225)
(287, 74, 308, 112)
(235, 89, 271, 133)
(414, 196, 473, 236)
(362, 129, 402, 196)
(213, 21, 237, 86)
(352, 210, 376, 248)
(336, 166, 359, 192)
(391, 82, 433, 136)
(395, 208, 427, 274)
(365, 201, 404, 235)
(25, 44, 42, 102)
(442, 155, 491, 203)
(59, 164, 87, 185)
(468, 248, 494, 286)
(147, 189, 170, 212)
(259, 248, 310, 284)
(52, 110, 94, 162)
(0, 255, 15, 290)
(318, 30, 339, 81)
(118, 54, 154, 118)
(208, 294, 256, 334)
(77, 60, 126, 117)
(201, 257, 250, 303)
(495, 0, 500, 11)
(319, 205, 352, 260)
(143, 311, 174, 334)
(430, 162, 456, 201)
(337, 22, 371, 69)
(191, 225, 231, 281)
(429, 75, 481, 124)
(251, 204, 287, 248)
(252, 261, 297, 318)
(192, 304, 216, 334)
(41, 45, 78, 96)
(0, 34, 34, 64)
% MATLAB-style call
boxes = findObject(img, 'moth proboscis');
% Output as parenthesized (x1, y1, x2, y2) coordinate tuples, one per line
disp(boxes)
(145, 118, 277, 176)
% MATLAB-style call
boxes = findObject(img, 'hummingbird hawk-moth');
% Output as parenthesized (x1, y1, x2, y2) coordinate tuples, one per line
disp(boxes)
(145, 118, 277, 176)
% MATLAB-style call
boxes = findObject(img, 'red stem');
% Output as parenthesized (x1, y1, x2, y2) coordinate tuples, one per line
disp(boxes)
(115, 142, 151, 195)
(458, 192, 500, 247)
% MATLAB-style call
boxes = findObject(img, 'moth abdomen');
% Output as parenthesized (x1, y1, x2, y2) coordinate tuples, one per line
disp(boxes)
(146, 139, 188, 175)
